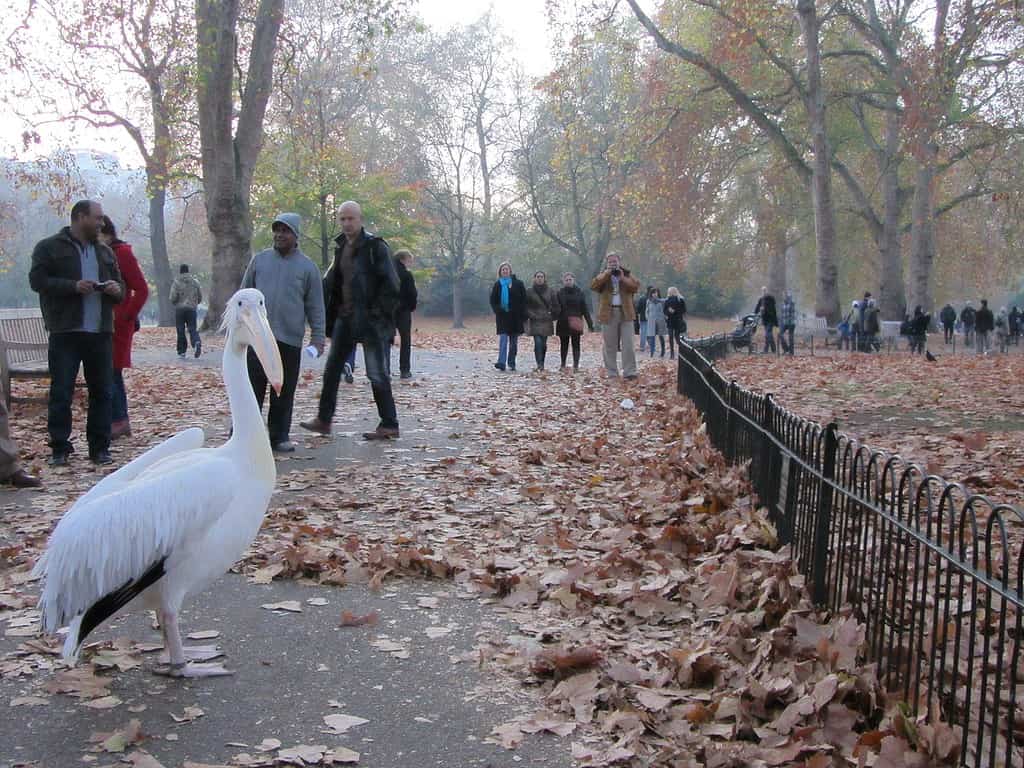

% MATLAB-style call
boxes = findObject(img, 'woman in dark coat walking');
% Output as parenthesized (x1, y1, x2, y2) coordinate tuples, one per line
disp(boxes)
(489, 261, 527, 371)
(663, 286, 687, 359)
(555, 272, 594, 370)
(525, 271, 561, 371)
(100, 216, 149, 439)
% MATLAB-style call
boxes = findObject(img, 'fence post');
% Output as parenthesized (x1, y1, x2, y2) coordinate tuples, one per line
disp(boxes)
(812, 422, 840, 605)
(759, 394, 775, 505)
(725, 380, 737, 460)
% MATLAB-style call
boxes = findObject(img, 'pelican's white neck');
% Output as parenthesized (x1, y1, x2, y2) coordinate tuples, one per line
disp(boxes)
(222, 333, 272, 464)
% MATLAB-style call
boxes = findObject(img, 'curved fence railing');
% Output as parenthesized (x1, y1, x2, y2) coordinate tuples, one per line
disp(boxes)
(676, 334, 1023, 768)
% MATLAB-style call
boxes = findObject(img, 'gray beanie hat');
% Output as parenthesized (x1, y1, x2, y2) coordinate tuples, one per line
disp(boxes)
(272, 212, 301, 240)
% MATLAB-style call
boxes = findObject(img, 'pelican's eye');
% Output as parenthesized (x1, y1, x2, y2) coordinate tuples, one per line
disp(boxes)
(238, 300, 242, 306)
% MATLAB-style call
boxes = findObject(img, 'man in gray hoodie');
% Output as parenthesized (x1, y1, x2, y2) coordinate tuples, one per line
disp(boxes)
(240, 213, 326, 452)
(169, 263, 204, 358)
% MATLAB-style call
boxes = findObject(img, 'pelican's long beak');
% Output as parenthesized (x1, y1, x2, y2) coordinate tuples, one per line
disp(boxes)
(243, 309, 284, 394)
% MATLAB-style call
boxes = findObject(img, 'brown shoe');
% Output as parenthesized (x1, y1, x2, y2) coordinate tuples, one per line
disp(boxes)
(362, 426, 400, 441)
(7, 469, 42, 488)
(299, 417, 332, 435)
(111, 418, 132, 439)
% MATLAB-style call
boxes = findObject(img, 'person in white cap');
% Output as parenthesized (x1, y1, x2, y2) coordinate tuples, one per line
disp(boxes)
(240, 212, 326, 453)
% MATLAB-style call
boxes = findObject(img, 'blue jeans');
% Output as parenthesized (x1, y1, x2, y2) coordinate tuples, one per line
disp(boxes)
(497, 334, 519, 369)
(48, 331, 112, 456)
(638, 321, 648, 351)
(319, 318, 397, 428)
(111, 368, 128, 421)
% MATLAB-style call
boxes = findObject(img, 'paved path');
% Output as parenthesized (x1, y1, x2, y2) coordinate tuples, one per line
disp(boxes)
(0, 343, 572, 768)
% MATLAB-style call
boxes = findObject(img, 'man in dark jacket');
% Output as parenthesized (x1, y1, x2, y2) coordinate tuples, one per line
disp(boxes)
(939, 303, 957, 344)
(753, 286, 778, 354)
(29, 200, 124, 466)
(960, 302, 976, 346)
(393, 249, 418, 379)
(975, 299, 994, 355)
(301, 201, 401, 440)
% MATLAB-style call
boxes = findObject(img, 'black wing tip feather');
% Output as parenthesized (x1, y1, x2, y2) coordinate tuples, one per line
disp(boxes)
(77, 557, 167, 648)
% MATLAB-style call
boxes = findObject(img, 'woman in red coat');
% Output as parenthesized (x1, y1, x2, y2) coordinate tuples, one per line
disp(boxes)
(100, 216, 149, 438)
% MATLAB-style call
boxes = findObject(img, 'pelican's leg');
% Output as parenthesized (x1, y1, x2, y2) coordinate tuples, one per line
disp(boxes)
(153, 610, 233, 678)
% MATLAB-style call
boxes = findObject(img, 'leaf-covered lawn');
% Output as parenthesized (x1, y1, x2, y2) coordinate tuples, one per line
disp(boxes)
(719, 352, 1024, 507)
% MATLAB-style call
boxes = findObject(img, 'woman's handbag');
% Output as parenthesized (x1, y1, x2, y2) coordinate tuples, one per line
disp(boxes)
(568, 315, 585, 334)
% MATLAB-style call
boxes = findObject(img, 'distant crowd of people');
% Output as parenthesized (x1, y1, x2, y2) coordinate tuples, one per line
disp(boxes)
(938, 301, 1020, 354)
(488, 254, 689, 377)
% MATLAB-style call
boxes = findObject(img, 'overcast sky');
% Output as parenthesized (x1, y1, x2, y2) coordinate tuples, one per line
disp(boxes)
(0, 0, 556, 165)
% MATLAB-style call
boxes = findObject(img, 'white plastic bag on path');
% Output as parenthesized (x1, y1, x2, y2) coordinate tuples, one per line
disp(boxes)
(620, 398, 635, 410)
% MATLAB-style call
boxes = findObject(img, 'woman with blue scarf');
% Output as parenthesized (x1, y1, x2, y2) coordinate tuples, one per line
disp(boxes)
(489, 262, 527, 371)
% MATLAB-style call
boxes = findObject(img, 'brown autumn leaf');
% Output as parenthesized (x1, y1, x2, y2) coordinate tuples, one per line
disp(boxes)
(339, 610, 379, 627)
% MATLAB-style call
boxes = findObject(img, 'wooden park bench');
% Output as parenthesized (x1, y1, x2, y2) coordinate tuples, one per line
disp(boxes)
(880, 320, 903, 352)
(796, 315, 836, 352)
(0, 307, 49, 408)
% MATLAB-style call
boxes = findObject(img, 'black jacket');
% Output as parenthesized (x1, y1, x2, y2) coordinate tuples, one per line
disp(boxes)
(754, 294, 778, 325)
(960, 306, 976, 328)
(395, 259, 418, 314)
(635, 295, 648, 321)
(489, 276, 527, 336)
(323, 229, 400, 342)
(555, 285, 594, 336)
(976, 307, 995, 333)
(663, 295, 687, 331)
(29, 227, 124, 334)
(939, 304, 957, 327)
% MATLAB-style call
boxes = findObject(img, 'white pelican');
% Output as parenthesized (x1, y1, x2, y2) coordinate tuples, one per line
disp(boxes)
(33, 288, 283, 678)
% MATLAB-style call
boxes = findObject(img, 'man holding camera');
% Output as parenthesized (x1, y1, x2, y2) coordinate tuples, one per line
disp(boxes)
(29, 200, 125, 466)
(590, 252, 640, 379)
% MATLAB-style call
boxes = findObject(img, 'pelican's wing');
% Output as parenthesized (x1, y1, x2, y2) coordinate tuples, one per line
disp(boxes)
(77, 427, 206, 507)
(34, 452, 240, 636)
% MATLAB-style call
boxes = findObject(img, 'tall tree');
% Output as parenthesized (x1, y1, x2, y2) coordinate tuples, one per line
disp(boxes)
(515, 25, 640, 278)
(195, 0, 284, 328)
(624, 0, 842, 321)
(7, 0, 196, 326)
(383, 15, 513, 327)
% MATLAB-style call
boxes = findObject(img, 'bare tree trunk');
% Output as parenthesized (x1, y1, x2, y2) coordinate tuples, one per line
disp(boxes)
(797, 0, 840, 323)
(878, 107, 905, 320)
(196, 0, 284, 329)
(908, 143, 938, 314)
(147, 188, 174, 326)
(319, 194, 329, 269)
(767, 227, 788, 299)
(451, 274, 465, 329)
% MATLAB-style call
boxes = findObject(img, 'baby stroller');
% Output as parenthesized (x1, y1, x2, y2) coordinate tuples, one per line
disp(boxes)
(731, 314, 759, 352)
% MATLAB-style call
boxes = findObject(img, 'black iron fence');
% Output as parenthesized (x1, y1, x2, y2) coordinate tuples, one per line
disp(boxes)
(677, 335, 1024, 768)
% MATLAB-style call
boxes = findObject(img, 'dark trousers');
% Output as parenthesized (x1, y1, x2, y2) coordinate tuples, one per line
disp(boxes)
(395, 310, 412, 374)
(320, 319, 398, 428)
(111, 369, 128, 421)
(667, 330, 678, 357)
(762, 323, 777, 353)
(175, 307, 200, 354)
(533, 335, 549, 368)
(559, 334, 581, 367)
(780, 325, 795, 355)
(247, 340, 301, 445)
(48, 332, 113, 457)
(647, 335, 665, 357)
(943, 323, 954, 343)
